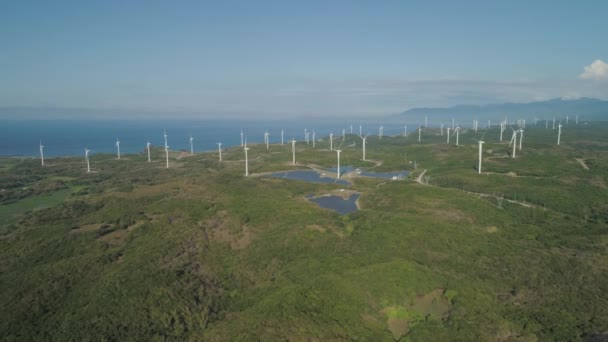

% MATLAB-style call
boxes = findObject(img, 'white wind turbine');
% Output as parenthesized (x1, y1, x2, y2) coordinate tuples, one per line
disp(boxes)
(244, 143, 250, 176)
(264, 131, 270, 150)
(455, 126, 460, 146)
(217, 142, 222, 161)
(312, 131, 316, 148)
(290, 139, 296, 165)
(446, 127, 451, 144)
(39, 141, 44, 166)
(329, 132, 334, 151)
(335, 148, 342, 179)
(403, 124, 407, 137)
(500, 122, 505, 142)
(163, 131, 168, 151)
(189, 136, 194, 155)
(508, 128, 517, 158)
(518, 129, 524, 150)
(360, 134, 369, 161)
(115, 138, 121, 160)
(146, 141, 151, 162)
(350, 125, 353, 134)
(378, 126, 383, 139)
(440, 122, 444, 136)
(85, 148, 91, 173)
(240, 129, 244, 147)
(165, 144, 170, 168)
(281, 128, 284, 145)
(342, 128, 346, 142)
(304, 128, 308, 144)
(557, 124, 562, 145)
(477, 139, 485, 174)
(359, 125, 362, 137)
(418, 125, 422, 142)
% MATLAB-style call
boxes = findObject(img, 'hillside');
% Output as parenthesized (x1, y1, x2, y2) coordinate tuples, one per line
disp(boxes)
(1, 122, 608, 340)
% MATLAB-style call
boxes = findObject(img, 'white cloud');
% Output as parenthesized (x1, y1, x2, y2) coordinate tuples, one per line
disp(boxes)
(580, 59, 608, 80)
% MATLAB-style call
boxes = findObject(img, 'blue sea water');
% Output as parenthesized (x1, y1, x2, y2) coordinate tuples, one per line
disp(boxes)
(1, 119, 411, 157)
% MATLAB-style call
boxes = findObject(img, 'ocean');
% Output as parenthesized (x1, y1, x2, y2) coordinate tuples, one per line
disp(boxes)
(1, 118, 414, 157)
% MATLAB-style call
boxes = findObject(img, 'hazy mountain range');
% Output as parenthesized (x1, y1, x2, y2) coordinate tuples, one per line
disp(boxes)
(397, 98, 608, 122)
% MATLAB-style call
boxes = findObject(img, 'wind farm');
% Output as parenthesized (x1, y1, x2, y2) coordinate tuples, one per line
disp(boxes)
(2, 1, 608, 340)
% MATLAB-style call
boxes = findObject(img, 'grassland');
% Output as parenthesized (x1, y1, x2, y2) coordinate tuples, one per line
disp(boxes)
(1, 122, 607, 341)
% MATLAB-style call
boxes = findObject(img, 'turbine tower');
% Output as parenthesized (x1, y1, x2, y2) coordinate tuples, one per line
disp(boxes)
(329, 132, 334, 151)
(518, 129, 524, 150)
(290, 139, 296, 165)
(446, 127, 451, 144)
(509, 129, 517, 158)
(418, 125, 421, 143)
(557, 124, 562, 145)
(312, 131, 316, 148)
(115, 139, 121, 160)
(189, 136, 194, 155)
(440, 122, 444, 136)
(455, 127, 460, 146)
(163, 131, 168, 151)
(281, 128, 284, 145)
(217, 142, 222, 161)
(165, 145, 170, 168)
(85, 148, 91, 173)
(361, 135, 369, 161)
(146, 142, 151, 162)
(335, 149, 342, 179)
(264, 131, 270, 150)
(404, 124, 407, 137)
(477, 140, 485, 174)
(240, 129, 244, 147)
(39, 141, 44, 166)
(244, 144, 250, 176)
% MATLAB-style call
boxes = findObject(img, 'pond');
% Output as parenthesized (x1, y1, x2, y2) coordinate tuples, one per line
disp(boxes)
(356, 170, 409, 180)
(269, 170, 350, 185)
(308, 193, 360, 215)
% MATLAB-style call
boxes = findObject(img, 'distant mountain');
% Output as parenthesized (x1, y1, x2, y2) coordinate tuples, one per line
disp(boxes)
(396, 98, 608, 122)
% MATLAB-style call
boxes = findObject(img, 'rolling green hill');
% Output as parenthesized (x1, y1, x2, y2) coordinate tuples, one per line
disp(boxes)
(1, 122, 607, 341)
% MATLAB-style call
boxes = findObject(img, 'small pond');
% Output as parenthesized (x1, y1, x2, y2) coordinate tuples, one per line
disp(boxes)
(357, 170, 410, 179)
(308, 193, 360, 215)
(269, 170, 350, 185)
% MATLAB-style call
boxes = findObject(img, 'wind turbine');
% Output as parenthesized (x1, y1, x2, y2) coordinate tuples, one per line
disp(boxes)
(350, 125, 353, 134)
(359, 125, 362, 137)
(335, 149, 342, 179)
(403, 124, 407, 137)
(165, 144, 170, 168)
(115, 139, 121, 160)
(477, 139, 485, 174)
(455, 127, 460, 146)
(360, 134, 369, 161)
(264, 131, 270, 150)
(418, 125, 422, 142)
(425, 115, 428, 128)
(39, 141, 44, 166)
(518, 129, 524, 150)
(217, 142, 222, 161)
(508, 128, 517, 158)
(500, 122, 505, 141)
(552, 117, 556, 130)
(240, 129, 244, 147)
(342, 128, 346, 142)
(244, 144, 250, 176)
(281, 128, 284, 145)
(329, 132, 334, 151)
(440, 122, 444, 136)
(85, 148, 91, 173)
(290, 139, 296, 165)
(304, 128, 308, 144)
(146, 141, 151, 162)
(312, 131, 316, 148)
(557, 124, 562, 145)
(446, 127, 451, 144)
(189, 136, 194, 155)
(163, 131, 168, 151)
(378, 126, 383, 139)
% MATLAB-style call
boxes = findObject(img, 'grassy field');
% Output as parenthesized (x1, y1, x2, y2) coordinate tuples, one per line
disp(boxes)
(1, 122, 607, 341)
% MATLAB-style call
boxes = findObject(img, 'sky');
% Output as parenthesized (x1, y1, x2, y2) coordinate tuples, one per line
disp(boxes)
(1, 0, 607, 119)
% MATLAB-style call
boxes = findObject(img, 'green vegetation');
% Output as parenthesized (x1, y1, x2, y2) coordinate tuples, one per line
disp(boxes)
(1, 122, 608, 341)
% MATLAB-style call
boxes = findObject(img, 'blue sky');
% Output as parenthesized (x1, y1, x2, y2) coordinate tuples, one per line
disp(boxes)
(1, 0, 607, 118)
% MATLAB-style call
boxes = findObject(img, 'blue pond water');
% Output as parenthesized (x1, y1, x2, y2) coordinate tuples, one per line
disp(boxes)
(325, 165, 358, 177)
(269, 170, 350, 185)
(357, 170, 410, 179)
(309, 193, 360, 214)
